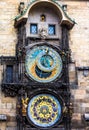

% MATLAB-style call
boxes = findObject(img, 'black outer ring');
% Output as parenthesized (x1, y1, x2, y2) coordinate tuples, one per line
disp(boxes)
(25, 42, 63, 83)
(26, 89, 64, 129)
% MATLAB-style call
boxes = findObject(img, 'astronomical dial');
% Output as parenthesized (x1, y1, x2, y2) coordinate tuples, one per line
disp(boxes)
(25, 45, 62, 83)
(27, 94, 62, 128)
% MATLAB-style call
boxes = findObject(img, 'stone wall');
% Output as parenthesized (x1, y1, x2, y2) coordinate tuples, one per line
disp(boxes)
(65, 1, 89, 129)
(0, 1, 18, 129)
(0, 0, 19, 56)
(0, 0, 89, 130)
(0, 65, 17, 130)
(66, 1, 89, 67)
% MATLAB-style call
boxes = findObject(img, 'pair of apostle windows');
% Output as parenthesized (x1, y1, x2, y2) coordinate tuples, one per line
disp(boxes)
(30, 24, 55, 35)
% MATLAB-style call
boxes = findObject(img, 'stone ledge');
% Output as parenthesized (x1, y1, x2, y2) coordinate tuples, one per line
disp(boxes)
(6, 126, 17, 130)
(24, 128, 65, 130)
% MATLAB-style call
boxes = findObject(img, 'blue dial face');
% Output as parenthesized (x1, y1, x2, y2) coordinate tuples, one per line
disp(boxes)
(27, 94, 62, 128)
(25, 45, 62, 83)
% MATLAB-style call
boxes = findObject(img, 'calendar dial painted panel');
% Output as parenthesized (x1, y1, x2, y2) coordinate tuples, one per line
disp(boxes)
(27, 94, 62, 128)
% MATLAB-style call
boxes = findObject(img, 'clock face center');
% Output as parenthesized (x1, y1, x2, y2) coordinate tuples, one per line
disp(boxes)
(40, 105, 49, 115)
(40, 55, 54, 68)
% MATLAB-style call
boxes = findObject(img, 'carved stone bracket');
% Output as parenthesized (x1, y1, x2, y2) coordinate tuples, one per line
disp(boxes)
(1, 84, 21, 97)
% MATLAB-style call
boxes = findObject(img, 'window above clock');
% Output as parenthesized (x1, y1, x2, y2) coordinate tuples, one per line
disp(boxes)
(30, 24, 38, 34)
(48, 24, 56, 35)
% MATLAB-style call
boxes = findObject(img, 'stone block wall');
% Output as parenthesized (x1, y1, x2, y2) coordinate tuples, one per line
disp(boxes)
(0, 0, 89, 130)
(0, 0, 19, 56)
(0, 1, 18, 129)
(64, 1, 89, 129)
(65, 1, 89, 67)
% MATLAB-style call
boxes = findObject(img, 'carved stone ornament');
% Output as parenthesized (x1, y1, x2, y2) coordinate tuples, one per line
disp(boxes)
(39, 27, 48, 39)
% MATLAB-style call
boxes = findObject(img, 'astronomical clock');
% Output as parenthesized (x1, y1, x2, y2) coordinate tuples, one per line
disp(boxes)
(1, 0, 75, 130)
(24, 43, 64, 129)
(25, 44, 62, 83)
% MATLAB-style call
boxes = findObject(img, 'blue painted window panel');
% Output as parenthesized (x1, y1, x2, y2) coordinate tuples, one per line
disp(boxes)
(48, 25, 55, 35)
(30, 24, 37, 34)
(6, 65, 13, 83)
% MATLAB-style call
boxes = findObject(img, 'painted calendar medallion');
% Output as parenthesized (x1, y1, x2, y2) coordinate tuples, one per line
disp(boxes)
(27, 94, 62, 128)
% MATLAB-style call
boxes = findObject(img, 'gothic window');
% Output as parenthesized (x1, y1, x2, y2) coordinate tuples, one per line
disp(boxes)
(48, 24, 55, 35)
(6, 65, 13, 83)
(30, 23, 38, 34)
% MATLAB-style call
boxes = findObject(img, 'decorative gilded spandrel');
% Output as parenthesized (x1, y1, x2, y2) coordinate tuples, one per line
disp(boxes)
(27, 94, 62, 128)
(22, 97, 29, 116)
(25, 45, 62, 83)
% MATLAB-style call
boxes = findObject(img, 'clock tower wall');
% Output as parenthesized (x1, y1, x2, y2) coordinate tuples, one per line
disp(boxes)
(0, 1, 89, 130)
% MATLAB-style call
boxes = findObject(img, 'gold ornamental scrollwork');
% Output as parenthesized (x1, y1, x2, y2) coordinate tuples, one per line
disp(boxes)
(22, 97, 29, 116)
